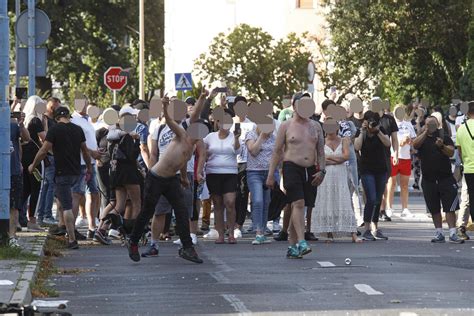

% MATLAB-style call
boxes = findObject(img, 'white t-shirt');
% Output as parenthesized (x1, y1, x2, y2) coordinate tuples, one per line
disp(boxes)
(230, 118, 256, 164)
(392, 120, 416, 159)
(203, 132, 240, 174)
(455, 115, 466, 128)
(71, 112, 98, 165)
(151, 118, 194, 173)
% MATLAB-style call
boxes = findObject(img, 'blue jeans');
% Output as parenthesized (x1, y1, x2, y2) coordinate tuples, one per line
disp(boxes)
(360, 172, 388, 224)
(247, 170, 271, 233)
(37, 156, 55, 219)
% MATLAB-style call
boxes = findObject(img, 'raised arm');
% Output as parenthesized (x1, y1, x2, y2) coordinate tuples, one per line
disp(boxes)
(163, 97, 187, 140)
(266, 122, 287, 189)
(189, 88, 209, 124)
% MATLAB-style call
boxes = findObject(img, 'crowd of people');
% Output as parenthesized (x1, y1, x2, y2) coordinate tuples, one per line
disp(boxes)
(7, 88, 474, 263)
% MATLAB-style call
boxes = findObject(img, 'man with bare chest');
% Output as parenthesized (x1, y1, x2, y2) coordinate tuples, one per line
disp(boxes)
(267, 102, 326, 258)
(128, 95, 206, 264)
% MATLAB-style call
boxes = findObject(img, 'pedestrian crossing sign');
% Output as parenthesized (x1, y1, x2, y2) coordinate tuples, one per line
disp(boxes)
(175, 73, 193, 91)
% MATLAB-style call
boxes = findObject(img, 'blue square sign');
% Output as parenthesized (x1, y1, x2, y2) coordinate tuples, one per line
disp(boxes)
(175, 73, 193, 91)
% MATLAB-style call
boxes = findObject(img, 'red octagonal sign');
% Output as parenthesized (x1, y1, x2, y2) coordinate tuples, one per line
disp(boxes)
(104, 66, 128, 91)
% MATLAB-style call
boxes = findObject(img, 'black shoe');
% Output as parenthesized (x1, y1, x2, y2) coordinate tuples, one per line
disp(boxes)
(458, 226, 470, 241)
(50, 225, 66, 236)
(93, 229, 112, 245)
(179, 247, 203, 264)
(87, 230, 95, 239)
(127, 240, 141, 262)
(274, 231, 288, 241)
(304, 232, 319, 241)
(200, 224, 210, 232)
(379, 212, 392, 222)
(67, 240, 79, 249)
(412, 184, 420, 191)
(356, 230, 361, 236)
(74, 229, 87, 241)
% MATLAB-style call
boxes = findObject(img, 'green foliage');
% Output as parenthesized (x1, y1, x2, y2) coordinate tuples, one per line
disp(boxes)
(8, 0, 164, 107)
(325, 0, 471, 105)
(460, 0, 474, 101)
(195, 24, 311, 104)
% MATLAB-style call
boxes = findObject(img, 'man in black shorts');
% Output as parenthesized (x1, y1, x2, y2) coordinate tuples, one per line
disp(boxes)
(267, 99, 326, 259)
(413, 116, 464, 244)
(29, 107, 92, 249)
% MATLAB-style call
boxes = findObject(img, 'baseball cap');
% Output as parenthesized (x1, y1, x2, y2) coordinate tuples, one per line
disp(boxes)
(53, 106, 70, 119)
(132, 99, 149, 110)
(119, 106, 139, 117)
(185, 97, 196, 106)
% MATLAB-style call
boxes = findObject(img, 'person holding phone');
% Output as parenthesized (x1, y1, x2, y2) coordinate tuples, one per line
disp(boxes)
(354, 111, 391, 241)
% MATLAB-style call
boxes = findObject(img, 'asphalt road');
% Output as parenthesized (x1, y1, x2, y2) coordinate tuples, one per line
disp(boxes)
(46, 196, 474, 315)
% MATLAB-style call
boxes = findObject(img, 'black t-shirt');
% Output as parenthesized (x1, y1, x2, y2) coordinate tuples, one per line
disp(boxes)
(380, 114, 398, 136)
(45, 122, 86, 176)
(22, 117, 44, 166)
(359, 127, 388, 174)
(417, 130, 454, 181)
(47, 116, 56, 129)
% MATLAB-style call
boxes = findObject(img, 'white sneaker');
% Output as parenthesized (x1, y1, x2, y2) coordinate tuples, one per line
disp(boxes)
(401, 208, 413, 218)
(272, 222, 281, 233)
(203, 229, 218, 239)
(108, 229, 120, 239)
(75, 216, 88, 227)
(9, 237, 21, 248)
(234, 228, 242, 239)
(385, 208, 394, 218)
(173, 239, 182, 245)
(174, 234, 198, 246)
(95, 218, 100, 226)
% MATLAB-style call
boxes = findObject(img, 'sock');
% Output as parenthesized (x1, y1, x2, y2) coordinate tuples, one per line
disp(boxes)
(449, 228, 457, 237)
(123, 219, 135, 235)
(435, 228, 443, 235)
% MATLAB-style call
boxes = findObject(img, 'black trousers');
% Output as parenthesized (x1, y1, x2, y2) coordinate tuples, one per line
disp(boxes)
(465, 173, 474, 222)
(130, 172, 193, 249)
(235, 163, 249, 227)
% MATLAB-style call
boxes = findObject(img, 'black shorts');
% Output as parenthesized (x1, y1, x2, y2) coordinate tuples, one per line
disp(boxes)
(10, 175, 23, 210)
(421, 177, 459, 215)
(282, 161, 317, 207)
(55, 175, 80, 211)
(206, 173, 238, 196)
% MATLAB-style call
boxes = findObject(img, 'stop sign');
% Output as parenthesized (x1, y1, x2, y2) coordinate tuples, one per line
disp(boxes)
(104, 67, 128, 91)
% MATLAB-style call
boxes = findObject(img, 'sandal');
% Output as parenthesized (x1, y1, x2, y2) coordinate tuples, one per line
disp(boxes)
(228, 237, 237, 244)
(352, 234, 363, 243)
(215, 239, 226, 244)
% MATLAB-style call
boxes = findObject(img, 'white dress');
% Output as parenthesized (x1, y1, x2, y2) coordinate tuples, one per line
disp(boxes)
(312, 143, 357, 236)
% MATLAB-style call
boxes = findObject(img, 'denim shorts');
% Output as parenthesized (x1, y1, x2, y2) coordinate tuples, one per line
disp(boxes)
(72, 165, 99, 195)
(55, 175, 80, 210)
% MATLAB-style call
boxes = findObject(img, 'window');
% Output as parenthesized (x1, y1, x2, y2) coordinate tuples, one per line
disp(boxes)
(297, 0, 313, 9)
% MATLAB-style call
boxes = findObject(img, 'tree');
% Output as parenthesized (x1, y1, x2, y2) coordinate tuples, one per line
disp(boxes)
(460, 0, 474, 101)
(323, 0, 471, 105)
(194, 24, 311, 104)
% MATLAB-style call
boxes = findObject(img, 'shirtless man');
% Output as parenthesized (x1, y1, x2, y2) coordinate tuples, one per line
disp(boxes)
(128, 92, 208, 264)
(266, 101, 326, 259)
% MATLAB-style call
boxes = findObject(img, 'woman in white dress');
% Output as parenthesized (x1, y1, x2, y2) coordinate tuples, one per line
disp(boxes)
(312, 120, 361, 243)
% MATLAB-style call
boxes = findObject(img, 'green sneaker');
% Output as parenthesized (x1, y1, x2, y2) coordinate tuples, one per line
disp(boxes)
(252, 235, 271, 245)
(298, 240, 312, 256)
(286, 245, 302, 259)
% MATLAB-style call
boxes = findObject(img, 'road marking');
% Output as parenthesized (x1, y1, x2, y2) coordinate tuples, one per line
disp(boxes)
(354, 284, 383, 295)
(379, 255, 440, 258)
(317, 261, 336, 267)
(221, 294, 251, 314)
(0, 280, 14, 285)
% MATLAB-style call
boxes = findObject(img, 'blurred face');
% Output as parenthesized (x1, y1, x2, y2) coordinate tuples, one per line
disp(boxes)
(47, 100, 60, 114)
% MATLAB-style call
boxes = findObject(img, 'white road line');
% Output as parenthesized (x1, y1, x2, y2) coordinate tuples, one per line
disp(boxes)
(221, 294, 251, 314)
(0, 280, 14, 285)
(354, 284, 384, 295)
(317, 261, 336, 267)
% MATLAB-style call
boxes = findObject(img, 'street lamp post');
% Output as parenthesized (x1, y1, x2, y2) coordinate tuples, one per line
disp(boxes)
(139, 0, 145, 100)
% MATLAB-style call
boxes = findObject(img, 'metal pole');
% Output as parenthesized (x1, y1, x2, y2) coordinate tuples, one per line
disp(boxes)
(15, 0, 20, 88)
(0, 0, 11, 244)
(113, 90, 117, 105)
(27, 0, 35, 96)
(139, 0, 145, 100)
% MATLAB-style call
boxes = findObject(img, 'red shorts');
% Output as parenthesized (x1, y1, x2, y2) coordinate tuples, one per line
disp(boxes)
(391, 158, 411, 177)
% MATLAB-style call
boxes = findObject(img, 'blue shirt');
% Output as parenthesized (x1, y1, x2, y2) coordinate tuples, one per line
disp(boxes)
(10, 122, 21, 176)
(134, 122, 149, 169)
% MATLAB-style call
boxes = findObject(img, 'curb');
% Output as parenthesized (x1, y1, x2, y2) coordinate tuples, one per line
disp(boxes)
(9, 236, 46, 306)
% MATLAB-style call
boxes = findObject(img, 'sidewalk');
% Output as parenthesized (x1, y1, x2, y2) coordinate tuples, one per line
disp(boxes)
(0, 231, 47, 305)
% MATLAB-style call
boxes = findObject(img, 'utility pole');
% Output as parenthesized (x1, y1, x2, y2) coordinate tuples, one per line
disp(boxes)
(15, 0, 20, 87)
(27, 0, 35, 96)
(0, 0, 11, 244)
(139, 0, 145, 100)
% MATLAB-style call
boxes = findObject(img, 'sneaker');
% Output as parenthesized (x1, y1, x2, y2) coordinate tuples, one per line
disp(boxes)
(108, 229, 121, 240)
(200, 223, 210, 232)
(458, 226, 470, 241)
(431, 233, 446, 243)
(127, 240, 141, 262)
(191, 233, 198, 245)
(141, 243, 159, 257)
(87, 230, 95, 239)
(27, 222, 44, 232)
(74, 229, 87, 241)
(385, 208, 394, 218)
(286, 245, 302, 259)
(75, 216, 88, 227)
(374, 230, 388, 240)
(298, 240, 312, 256)
(379, 212, 392, 222)
(246, 225, 255, 234)
(272, 222, 281, 233)
(179, 247, 203, 264)
(274, 231, 288, 241)
(362, 230, 376, 241)
(304, 232, 319, 241)
(412, 183, 420, 190)
(67, 240, 79, 249)
(401, 208, 414, 218)
(234, 229, 242, 239)
(93, 229, 112, 245)
(264, 227, 273, 236)
(252, 235, 271, 245)
(43, 217, 58, 225)
(449, 234, 465, 244)
(9, 237, 21, 248)
(50, 225, 66, 236)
